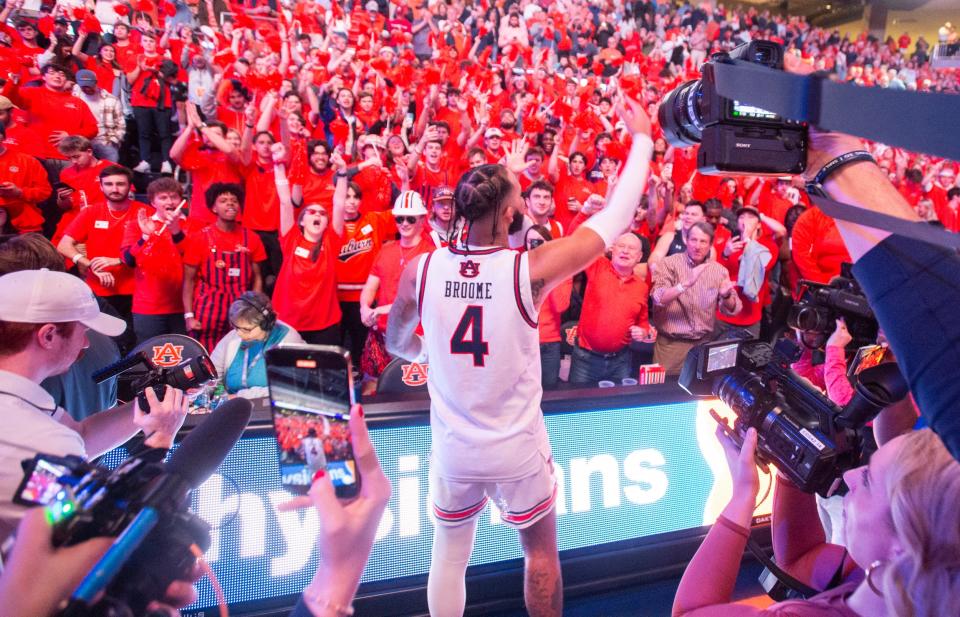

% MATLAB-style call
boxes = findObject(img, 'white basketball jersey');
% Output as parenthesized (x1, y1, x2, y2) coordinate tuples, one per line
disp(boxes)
(416, 245, 552, 482)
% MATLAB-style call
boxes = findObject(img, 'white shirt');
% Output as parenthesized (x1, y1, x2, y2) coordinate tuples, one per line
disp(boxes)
(0, 370, 86, 542)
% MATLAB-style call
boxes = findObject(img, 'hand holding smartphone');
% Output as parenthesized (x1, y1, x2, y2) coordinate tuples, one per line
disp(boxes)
(266, 345, 361, 499)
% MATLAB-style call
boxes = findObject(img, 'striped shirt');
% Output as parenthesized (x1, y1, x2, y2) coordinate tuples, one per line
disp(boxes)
(651, 253, 742, 340)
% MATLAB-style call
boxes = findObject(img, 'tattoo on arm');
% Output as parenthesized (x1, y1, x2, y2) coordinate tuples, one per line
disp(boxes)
(531, 278, 546, 304)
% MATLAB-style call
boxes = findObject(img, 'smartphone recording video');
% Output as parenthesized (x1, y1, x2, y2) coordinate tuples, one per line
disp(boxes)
(266, 345, 360, 498)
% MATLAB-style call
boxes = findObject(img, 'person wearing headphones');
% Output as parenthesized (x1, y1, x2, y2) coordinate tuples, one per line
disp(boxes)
(209, 291, 304, 399)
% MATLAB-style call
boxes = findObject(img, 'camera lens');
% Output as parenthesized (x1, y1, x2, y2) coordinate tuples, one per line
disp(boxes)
(788, 305, 831, 333)
(659, 80, 705, 147)
(715, 369, 768, 421)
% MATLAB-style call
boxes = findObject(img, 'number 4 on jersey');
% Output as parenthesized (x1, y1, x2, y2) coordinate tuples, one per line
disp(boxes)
(450, 306, 489, 366)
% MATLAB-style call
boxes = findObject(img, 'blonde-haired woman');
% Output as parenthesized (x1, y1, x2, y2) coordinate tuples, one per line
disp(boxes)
(672, 427, 960, 617)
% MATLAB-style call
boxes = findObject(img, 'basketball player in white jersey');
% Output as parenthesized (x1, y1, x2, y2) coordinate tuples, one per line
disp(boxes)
(386, 97, 654, 617)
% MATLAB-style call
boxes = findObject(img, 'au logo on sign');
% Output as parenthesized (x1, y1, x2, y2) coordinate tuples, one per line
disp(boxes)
(401, 362, 429, 387)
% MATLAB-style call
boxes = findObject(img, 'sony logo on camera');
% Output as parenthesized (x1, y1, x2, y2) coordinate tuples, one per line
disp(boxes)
(659, 41, 807, 176)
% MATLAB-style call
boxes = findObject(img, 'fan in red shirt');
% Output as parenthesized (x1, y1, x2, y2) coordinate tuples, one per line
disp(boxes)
(714, 206, 785, 339)
(295, 140, 336, 212)
(0, 124, 51, 234)
(239, 119, 284, 290)
(270, 144, 343, 345)
(549, 150, 593, 228)
(52, 137, 112, 248)
(182, 183, 267, 353)
(524, 225, 572, 388)
(790, 206, 852, 286)
(120, 177, 192, 344)
(524, 179, 565, 238)
(331, 174, 399, 363)
(359, 190, 434, 382)
(569, 233, 653, 385)
(170, 114, 244, 224)
(426, 186, 456, 247)
(2, 63, 99, 161)
(407, 127, 456, 212)
(58, 165, 151, 350)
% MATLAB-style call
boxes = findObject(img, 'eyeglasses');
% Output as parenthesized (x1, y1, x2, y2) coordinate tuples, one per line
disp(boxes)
(527, 239, 546, 249)
(434, 201, 453, 209)
(395, 216, 418, 225)
(232, 323, 259, 334)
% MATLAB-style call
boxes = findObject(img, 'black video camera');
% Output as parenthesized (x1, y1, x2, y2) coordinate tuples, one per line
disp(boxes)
(19, 399, 253, 616)
(787, 266, 878, 348)
(659, 41, 807, 175)
(679, 338, 908, 497)
(92, 335, 217, 411)
(35, 450, 211, 616)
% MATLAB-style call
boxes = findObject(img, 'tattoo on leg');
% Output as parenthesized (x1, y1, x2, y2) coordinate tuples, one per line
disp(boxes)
(525, 560, 563, 617)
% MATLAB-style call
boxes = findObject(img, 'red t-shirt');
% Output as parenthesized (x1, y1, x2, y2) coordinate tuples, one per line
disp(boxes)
(120, 222, 187, 314)
(182, 224, 267, 268)
(352, 166, 395, 213)
(271, 227, 342, 332)
(577, 258, 650, 353)
(555, 170, 596, 228)
(412, 164, 455, 212)
(791, 207, 851, 284)
(85, 57, 117, 92)
(53, 159, 114, 245)
(176, 139, 243, 223)
(0, 146, 51, 233)
(129, 54, 172, 109)
(370, 238, 434, 331)
(64, 201, 152, 297)
(539, 278, 572, 344)
(238, 160, 281, 231)
(300, 168, 335, 212)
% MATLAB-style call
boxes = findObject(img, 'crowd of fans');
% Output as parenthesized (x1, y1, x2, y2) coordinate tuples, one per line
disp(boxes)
(0, 0, 957, 391)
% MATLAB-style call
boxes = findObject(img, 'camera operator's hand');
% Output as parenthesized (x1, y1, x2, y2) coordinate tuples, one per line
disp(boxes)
(136, 386, 189, 449)
(277, 406, 391, 616)
(826, 318, 853, 349)
(0, 508, 113, 617)
(716, 425, 760, 527)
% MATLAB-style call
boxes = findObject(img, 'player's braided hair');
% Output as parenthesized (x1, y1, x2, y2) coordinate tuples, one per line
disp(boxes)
(452, 164, 513, 249)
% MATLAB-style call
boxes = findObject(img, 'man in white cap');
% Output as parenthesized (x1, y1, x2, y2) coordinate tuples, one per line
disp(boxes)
(0, 269, 189, 541)
(359, 190, 433, 382)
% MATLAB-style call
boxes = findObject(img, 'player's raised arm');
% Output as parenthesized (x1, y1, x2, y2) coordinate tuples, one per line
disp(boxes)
(527, 96, 654, 304)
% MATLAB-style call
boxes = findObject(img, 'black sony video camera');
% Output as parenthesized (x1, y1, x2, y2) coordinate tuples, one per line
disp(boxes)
(679, 338, 908, 497)
(92, 334, 217, 411)
(659, 40, 807, 175)
(15, 399, 253, 616)
(787, 265, 878, 348)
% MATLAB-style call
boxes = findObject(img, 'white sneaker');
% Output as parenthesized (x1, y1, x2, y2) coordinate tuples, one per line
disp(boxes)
(133, 160, 151, 173)
(160, 161, 173, 174)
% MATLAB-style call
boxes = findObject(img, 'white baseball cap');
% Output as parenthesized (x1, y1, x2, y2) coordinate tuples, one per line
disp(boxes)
(392, 190, 428, 217)
(0, 269, 126, 336)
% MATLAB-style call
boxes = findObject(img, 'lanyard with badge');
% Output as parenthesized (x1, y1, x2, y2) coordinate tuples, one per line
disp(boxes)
(240, 345, 265, 389)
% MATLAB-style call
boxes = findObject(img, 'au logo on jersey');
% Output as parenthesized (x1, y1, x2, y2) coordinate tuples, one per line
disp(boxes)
(459, 260, 480, 278)
(152, 343, 185, 367)
(401, 362, 429, 387)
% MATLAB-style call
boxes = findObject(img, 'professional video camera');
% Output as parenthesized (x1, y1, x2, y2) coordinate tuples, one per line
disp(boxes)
(679, 338, 907, 497)
(659, 40, 807, 175)
(14, 399, 253, 617)
(787, 265, 878, 348)
(92, 334, 217, 411)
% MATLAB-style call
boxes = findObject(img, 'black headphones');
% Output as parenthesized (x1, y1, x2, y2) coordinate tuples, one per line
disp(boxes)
(238, 292, 277, 332)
